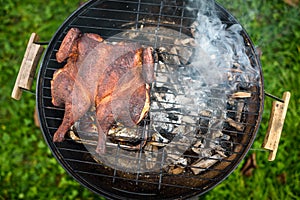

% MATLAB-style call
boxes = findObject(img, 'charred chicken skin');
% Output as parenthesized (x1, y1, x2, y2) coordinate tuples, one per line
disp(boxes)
(51, 28, 154, 154)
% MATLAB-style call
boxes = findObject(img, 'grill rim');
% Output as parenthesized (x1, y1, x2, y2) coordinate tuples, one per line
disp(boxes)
(36, 0, 265, 199)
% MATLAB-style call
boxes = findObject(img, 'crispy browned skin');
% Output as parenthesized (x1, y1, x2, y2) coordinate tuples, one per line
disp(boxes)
(51, 28, 103, 107)
(56, 28, 81, 63)
(51, 28, 154, 154)
(95, 48, 153, 154)
(51, 28, 102, 142)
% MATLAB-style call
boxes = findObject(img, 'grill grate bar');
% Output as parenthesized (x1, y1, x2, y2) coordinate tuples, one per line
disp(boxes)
(68, 24, 189, 46)
(148, 118, 256, 130)
(135, 0, 142, 30)
(158, 146, 166, 190)
(65, 153, 231, 176)
(44, 116, 256, 138)
(154, 68, 262, 82)
(178, 1, 186, 37)
(89, 0, 234, 19)
(45, 116, 64, 121)
(75, 169, 218, 192)
(58, 146, 90, 154)
(77, 15, 133, 25)
(43, 106, 64, 111)
(58, 141, 240, 172)
(42, 81, 259, 108)
(57, 138, 245, 159)
(152, 95, 259, 106)
(112, 142, 121, 184)
(88, 7, 191, 19)
(43, 67, 58, 72)
(51, 120, 249, 159)
(42, 96, 53, 101)
(135, 121, 148, 185)
(151, 106, 259, 117)
(112, 187, 158, 196)
(77, 13, 193, 30)
(68, 122, 255, 138)
(63, 152, 238, 170)
(74, 170, 215, 184)
(152, 85, 261, 96)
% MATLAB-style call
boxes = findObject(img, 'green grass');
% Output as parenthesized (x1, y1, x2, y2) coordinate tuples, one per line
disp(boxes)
(0, 0, 299, 199)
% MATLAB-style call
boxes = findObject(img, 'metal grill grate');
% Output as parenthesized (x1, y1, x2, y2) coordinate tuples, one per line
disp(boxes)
(36, 0, 264, 199)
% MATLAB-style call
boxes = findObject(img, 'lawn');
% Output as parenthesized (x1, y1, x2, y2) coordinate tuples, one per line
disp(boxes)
(0, 0, 299, 199)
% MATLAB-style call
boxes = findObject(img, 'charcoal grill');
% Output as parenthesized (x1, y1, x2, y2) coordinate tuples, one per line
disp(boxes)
(12, 0, 291, 199)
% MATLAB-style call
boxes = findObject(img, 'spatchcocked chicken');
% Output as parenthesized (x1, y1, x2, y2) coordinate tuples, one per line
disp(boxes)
(51, 28, 154, 154)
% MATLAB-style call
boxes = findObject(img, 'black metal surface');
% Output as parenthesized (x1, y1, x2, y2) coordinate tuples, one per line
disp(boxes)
(36, 0, 264, 199)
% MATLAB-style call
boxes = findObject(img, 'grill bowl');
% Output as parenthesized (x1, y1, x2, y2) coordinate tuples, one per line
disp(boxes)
(36, 0, 264, 199)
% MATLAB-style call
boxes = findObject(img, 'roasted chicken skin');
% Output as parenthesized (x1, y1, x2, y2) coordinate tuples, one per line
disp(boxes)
(51, 28, 154, 154)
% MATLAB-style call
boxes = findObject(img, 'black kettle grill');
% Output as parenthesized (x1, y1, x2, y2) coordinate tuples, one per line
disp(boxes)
(12, 0, 290, 199)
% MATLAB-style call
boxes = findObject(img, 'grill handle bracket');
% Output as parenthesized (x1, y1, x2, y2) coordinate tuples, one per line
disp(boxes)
(11, 33, 44, 100)
(262, 91, 291, 161)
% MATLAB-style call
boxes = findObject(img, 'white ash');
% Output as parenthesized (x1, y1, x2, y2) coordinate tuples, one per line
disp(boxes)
(191, 154, 223, 175)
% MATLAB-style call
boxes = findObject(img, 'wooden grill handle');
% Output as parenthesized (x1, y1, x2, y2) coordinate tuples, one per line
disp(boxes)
(11, 33, 44, 100)
(262, 91, 291, 161)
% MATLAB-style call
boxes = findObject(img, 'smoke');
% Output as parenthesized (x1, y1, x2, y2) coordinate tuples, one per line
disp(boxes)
(175, 0, 258, 149)
(191, 1, 252, 87)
